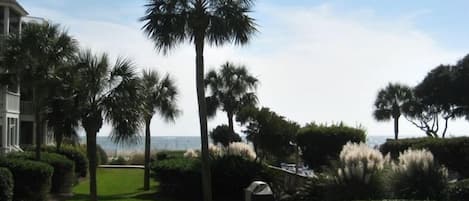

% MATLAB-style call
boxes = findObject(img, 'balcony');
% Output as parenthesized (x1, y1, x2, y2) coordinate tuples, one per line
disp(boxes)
(5, 91, 19, 113)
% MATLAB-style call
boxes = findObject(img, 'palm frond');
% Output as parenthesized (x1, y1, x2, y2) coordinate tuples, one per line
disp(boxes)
(140, 0, 191, 54)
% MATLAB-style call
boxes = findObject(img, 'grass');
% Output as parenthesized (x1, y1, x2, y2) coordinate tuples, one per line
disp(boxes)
(67, 168, 175, 201)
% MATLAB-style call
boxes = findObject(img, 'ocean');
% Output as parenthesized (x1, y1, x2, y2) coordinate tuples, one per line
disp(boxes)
(87, 135, 391, 155)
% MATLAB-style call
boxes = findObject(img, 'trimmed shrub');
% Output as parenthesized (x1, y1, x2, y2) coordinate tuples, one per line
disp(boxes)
(297, 123, 366, 169)
(0, 157, 53, 201)
(109, 156, 128, 165)
(8, 152, 75, 194)
(22, 145, 88, 178)
(152, 155, 273, 200)
(155, 150, 185, 161)
(448, 179, 469, 201)
(380, 137, 469, 177)
(0, 167, 13, 201)
(390, 149, 448, 200)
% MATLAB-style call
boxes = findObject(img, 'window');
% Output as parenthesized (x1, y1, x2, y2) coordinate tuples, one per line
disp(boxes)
(7, 118, 17, 146)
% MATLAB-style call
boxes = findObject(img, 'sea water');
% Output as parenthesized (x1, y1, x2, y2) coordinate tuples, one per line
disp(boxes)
(83, 135, 392, 155)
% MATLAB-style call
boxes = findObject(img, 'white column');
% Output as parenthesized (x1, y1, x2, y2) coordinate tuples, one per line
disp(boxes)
(3, 6, 9, 35)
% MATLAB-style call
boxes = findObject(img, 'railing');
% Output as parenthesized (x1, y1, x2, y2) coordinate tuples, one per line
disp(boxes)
(20, 100, 33, 114)
(268, 165, 311, 195)
(6, 92, 19, 112)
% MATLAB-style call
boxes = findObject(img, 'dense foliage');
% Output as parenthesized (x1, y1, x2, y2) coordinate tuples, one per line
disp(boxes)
(209, 124, 242, 146)
(297, 123, 366, 169)
(0, 158, 53, 201)
(380, 137, 469, 177)
(23, 145, 89, 178)
(0, 167, 13, 201)
(8, 152, 75, 194)
(152, 155, 272, 200)
(237, 107, 300, 162)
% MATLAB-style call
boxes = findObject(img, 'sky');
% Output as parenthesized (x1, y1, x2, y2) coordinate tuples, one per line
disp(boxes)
(18, 0, 469, 138)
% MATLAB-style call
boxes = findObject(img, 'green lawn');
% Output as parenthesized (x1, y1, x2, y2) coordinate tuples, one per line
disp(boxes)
(68, 168, 173, 201)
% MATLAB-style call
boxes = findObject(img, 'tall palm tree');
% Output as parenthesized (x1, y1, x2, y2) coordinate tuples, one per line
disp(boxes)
(140, 69, 180, 190)
(141, 1, 257, 200)
(73, 50, 143, 201)
(2, 22, 78, 159)
(205, 62, 258, 134)
(373, 83, 413, 140)
(46, 62, 81, 150)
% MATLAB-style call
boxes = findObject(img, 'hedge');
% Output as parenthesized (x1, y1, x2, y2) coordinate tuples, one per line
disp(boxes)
(8, 152, 75, 194)
(379, 137, 469, 177)
(23, 145, 88, 178)
(297, 123, 366, 169)
(0, 157, 53, 201)
(152, 155, 273, 200)
(0, 167, 13, 201)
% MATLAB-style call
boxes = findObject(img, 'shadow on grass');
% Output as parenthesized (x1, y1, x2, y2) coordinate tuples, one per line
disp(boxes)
(68, 192, 183, 201)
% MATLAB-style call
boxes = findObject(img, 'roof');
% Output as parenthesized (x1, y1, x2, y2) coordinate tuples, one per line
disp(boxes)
(0, 0, 28, 16)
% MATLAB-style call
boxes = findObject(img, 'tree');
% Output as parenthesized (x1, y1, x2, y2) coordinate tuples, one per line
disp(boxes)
(141, 1, 257, 200)
(209, 124, 242, 147)
(73, 50, 143, 201)
(373, 83, 413, 140)
(46, 61, 82, 150)
(237, 107, 299, 163)
(406, 65, 459, 138)
(1, 22, 78, 159)
(205, 62, 258, 135)
(140, 69, 180, 190)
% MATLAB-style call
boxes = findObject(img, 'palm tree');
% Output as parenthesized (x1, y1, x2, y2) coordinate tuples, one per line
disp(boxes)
(46, 62, 81, 150)
(140, 69, 180, 190)
(373, 83, 413, 140)
(2, 22, 77, 159)
(141, 1, 257, 200)
(73, 50, 143, 201)
(205, 62, 258, 134)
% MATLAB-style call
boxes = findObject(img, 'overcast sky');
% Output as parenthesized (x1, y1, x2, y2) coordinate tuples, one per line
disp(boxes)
(19, 0, 469, 138)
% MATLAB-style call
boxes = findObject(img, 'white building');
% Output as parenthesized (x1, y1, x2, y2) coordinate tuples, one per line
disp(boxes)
(0, 0, 51, 153)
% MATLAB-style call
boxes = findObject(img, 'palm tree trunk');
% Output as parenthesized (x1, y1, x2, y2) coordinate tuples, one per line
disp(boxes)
(144, 118, 151, 190)
(227, 112, 234, 135)
(394, 117, 399, 140)
(33, 87, 42, 160)
(195, 35, 212, 201)
(86, 130, 98, 201)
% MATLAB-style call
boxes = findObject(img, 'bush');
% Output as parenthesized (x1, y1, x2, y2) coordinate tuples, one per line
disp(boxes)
(152, 155, 272, 200)
(390, 149, 448, 200)
(22, 145, 89, 178)
(109, 156, 128, 165)
(128, 153, 145, 165)
(0, 157, 53, 201)
(380, 137, 469, 178)
(448, 179, 469, 201)
(297, 123, 366, 169)
(155, 150, 185, 161)
(332, 142, 389, 200)
(0, 167, 13, 201)
(209, 124, 242, 147)
(8, 152, 75, 194)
